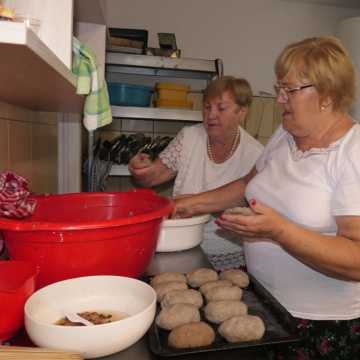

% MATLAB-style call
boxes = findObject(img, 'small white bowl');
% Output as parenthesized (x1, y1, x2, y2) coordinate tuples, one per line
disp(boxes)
(24, 276, 156, 358)
(156, 214, 211, 252)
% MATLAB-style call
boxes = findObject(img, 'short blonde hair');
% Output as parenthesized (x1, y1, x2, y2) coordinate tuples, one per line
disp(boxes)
(275, 36, 356, 112)
(203, 76, 253, 107)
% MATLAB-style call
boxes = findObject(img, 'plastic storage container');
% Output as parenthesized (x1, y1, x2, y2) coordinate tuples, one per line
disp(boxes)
(0, 260, 38, 341)
(156, 82, 190, 101)
(0, 189, 173, 289)
(108, 83, 153, 107)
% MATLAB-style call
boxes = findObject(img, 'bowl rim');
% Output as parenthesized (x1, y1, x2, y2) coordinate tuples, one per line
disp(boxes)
(0, 189, 173, 231)
(24, 275, 156, 329)
(162, 214, 211, 228)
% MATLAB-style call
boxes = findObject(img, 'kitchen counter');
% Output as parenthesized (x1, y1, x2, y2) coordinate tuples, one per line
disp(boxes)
(101, 247, 270, 360)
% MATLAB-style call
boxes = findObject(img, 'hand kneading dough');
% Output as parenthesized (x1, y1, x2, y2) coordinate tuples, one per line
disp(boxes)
(199, 279, 233, 295)
(224, 207, 255, 216)
(150, 272, 187, 287)
(156, 303, 200, 330)
(205, 285, 242, 302)
(204, 300, 248, 324)
(161, 288, 203, 309)
(218, 315, 265, 342)
(219, 269, 250, 288)
(168, 321, 215, 349)
(186, 268, 218, 288)
(153, 281, 188, 301)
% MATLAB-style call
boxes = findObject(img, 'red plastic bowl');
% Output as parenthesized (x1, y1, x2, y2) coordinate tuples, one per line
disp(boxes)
(0, 260, 38, 341)
(0, 189, 173, 289)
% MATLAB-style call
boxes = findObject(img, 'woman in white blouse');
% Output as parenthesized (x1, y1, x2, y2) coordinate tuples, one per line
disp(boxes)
(128, 76, 263, 266)
(174, 37, 360, 358)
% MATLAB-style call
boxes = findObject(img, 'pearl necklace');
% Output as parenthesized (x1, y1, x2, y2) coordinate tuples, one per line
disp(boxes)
(207, 127, 240, 163)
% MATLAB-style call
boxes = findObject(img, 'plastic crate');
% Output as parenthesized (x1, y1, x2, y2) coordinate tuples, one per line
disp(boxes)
(108, 83, 153, 107)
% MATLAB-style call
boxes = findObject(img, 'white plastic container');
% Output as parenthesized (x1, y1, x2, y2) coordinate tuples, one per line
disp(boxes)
(156, 214, 211, 252)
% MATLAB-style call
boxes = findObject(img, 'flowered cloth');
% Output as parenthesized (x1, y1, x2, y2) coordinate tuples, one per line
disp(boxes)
(0, 172, 36, 218)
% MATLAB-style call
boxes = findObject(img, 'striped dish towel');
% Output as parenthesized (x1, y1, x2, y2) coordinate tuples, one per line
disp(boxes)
(72, 37, 112, 131)
(0, 171, 36, 218)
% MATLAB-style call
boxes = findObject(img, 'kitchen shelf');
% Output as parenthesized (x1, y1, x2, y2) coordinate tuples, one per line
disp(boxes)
(0, 21, 83, 112)
(106, 52, 222, 80)
(111, 105, 202, 122)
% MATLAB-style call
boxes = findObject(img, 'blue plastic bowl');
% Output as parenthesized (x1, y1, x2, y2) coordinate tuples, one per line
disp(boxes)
(108, 83, 153, 107)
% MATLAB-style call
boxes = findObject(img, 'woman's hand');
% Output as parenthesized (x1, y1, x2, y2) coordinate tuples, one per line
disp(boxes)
(215, 199, 287, 242)
(172, 195, 198, 218)
(128, 153, 153, 177)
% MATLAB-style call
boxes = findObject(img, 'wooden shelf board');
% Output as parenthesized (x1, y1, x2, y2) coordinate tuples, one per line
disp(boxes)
(0, 22, 83, 112)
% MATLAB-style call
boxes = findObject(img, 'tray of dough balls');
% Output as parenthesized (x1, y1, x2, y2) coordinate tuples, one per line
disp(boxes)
(148, 268, 300, 356)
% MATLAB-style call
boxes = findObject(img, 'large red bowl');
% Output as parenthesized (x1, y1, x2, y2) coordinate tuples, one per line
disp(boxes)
(0, 260, 38, 341)
(0, 189, 173, 289)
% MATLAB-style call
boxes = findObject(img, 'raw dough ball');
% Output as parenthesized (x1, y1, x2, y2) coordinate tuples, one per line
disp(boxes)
(204, 285, 242, 302)
(156, 303, 200, 330)
(199, 280, 233, 295)
(168, 321, 215, 349)
(186, 268, 218, 288)
(218, 315, 265, 343)
(219, 269, 250, 288)
(161, 288, 203, 309)
(204, 300, 248, 324)
(153, 281, 188, 301)
(224, 207, 255, 216)
(150, 272, 187, 287)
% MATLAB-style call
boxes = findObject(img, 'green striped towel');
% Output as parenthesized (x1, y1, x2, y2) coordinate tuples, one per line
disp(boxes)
(72, 37, 112, 131)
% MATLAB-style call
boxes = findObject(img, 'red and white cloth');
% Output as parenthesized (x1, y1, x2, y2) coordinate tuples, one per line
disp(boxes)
(0, 171, 37, 219)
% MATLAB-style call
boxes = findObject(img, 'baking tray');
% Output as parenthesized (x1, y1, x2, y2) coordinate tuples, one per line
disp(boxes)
(148, 274, 301, 356)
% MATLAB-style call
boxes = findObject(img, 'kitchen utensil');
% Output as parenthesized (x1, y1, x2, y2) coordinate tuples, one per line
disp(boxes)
(0, 189, 173, 288)
(62, 312, 94, 327)
(0, 260, 38, 341)
(25, 275, 156, 359)
(156, 214, 211, 252)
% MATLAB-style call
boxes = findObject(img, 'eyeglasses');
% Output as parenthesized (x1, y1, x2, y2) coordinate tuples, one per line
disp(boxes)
(274, 84, 314, 100)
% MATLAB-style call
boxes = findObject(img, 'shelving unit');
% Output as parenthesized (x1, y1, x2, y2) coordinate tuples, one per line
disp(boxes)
(0, 22, 83, 112)
(89, 52, 223, 189)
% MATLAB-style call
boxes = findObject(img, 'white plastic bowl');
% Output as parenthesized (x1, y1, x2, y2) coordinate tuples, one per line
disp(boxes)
(156, 214, 211, 252)
(24, 276, 156, 359)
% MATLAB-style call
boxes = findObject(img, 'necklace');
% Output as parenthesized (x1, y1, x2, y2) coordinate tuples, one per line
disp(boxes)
(207, 127, 240, 163)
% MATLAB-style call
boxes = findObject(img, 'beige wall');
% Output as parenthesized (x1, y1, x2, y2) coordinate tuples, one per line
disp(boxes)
(0, 102, 58, 194)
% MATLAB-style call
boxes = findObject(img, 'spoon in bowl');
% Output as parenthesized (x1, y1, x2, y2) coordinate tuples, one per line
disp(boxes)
(63, 311, 94, 326)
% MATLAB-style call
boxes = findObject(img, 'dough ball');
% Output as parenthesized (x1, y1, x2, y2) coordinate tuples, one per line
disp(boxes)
(153, 281, 188, 302)
(168, 321, 216, 349)
(204, 285, 242, 302)
(161, 288, 203, 309)
(219, 269, 250, 288)
(199, 280, 233, 295)
(204, 300, 248, 324)
(218, 315, 265, 343)
(156, 303, 200, 330)
(150, 272, 187, 287)
(186, 268, 218, 288)
(224, 207, 255, 216)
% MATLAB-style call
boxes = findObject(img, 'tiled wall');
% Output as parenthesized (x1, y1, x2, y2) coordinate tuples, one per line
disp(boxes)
(97, 95, 281, 194)
(0, 101, 58, 194)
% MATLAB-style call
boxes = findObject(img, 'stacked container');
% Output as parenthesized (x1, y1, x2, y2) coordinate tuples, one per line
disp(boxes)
(154, 82, 193, 109)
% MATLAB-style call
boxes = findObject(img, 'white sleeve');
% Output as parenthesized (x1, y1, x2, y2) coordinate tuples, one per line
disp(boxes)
(256, 125, 285, 172)
(158, 128, 185, 173)
(332, 149, 360, 216)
